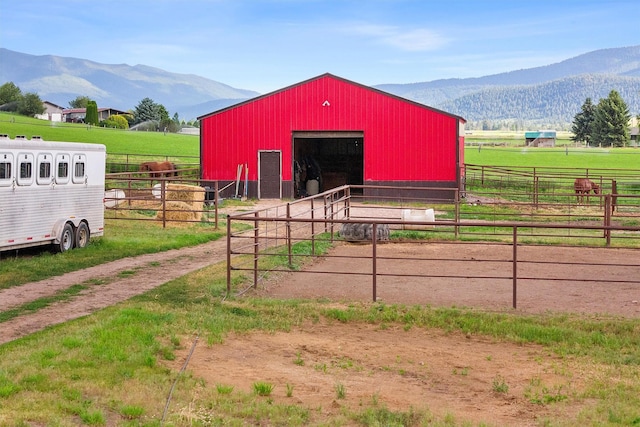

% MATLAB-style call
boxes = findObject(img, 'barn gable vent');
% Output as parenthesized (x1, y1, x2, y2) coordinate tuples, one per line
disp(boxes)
(322, 100, 330, 107)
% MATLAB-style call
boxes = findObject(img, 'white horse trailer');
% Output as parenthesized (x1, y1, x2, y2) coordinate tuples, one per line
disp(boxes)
(0, 138, 106, 252)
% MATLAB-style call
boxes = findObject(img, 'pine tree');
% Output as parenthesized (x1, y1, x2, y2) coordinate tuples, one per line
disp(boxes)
(592, 90, 631, 147)
(134, 97, 160, 124)
(85, 100, 99, 125)
(571, 98, 595, 146)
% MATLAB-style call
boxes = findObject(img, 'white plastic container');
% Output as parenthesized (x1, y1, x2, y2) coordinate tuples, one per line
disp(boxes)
(401, 208, 435, 230)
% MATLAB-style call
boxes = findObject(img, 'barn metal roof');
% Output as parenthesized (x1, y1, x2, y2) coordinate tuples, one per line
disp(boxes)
(198, 73, 466, 123)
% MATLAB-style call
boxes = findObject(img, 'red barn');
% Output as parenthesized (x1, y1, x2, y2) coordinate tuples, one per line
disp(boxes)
(198, 73, 465, 200)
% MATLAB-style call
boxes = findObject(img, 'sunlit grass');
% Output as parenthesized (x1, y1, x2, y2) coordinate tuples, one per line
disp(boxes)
(0, 112, 199, 156)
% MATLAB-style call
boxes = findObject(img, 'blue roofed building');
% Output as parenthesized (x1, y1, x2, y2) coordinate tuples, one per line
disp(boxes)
(525, 130, 556, 147)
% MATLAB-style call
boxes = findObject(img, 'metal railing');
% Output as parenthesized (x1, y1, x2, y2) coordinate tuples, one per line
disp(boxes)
(226, 187, 640, 309)
(104, 173, 220, 228)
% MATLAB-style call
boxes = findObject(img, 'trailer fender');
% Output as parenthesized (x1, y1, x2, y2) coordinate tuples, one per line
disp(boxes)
(50, 220, 75, 252)
(52, 219, 78, 244)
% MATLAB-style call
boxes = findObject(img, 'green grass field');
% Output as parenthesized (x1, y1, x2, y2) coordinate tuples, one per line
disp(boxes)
(465, 145, 640, 169)
(0, 112, 200, 157)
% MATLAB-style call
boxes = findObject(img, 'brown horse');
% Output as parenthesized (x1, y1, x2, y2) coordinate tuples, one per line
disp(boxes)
(574, 178, 600, 204)
(139, 161, 178, 178)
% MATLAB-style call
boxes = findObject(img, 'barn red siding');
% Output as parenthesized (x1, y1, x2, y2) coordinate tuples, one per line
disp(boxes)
(200, 74, 463, 191)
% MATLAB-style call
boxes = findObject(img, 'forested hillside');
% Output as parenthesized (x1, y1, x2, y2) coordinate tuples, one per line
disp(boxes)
(441, 75, 640, 128)
(377, 45, 640, 129)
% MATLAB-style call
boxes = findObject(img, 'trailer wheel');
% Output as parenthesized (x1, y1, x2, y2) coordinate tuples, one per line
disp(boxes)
(56, 223, 75, 253)
(75, 222, 90, 249)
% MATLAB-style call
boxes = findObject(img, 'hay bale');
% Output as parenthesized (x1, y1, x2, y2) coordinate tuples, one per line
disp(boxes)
(156, 201, 202, 221)
(153, 184, 206, 222)
(163, 184, 205, 204)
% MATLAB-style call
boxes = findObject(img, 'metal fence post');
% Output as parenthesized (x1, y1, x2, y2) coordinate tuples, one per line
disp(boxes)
(161, 180, 167, 228)
(287, 203, 293, 267)
(455, 189, 460, 239)
(330, 194, 335, 239)
(324, 195, 329, 234)
(512, 226, 518, 309)
(226, 215, 232, 294)
(604, 195, 611, 246)
(254, 211, 259, 288)
(345, 186, 351, 218)
(214, 181, 219, 229)
(372, 223, 377, 302)
(127, 175, 133, 208)
(310, 198, 316, 255)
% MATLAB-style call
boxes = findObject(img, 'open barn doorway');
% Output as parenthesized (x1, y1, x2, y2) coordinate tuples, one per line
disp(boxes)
(293, 131, 364, 198)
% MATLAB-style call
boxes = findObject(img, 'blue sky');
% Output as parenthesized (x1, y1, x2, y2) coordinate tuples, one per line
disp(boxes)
(1, 0, 638, 93)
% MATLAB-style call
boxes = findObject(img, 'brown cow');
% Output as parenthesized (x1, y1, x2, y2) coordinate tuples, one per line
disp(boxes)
(574, 178, 600, 204)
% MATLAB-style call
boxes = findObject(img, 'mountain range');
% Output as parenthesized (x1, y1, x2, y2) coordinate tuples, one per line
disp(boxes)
(1, 46, 639, 126)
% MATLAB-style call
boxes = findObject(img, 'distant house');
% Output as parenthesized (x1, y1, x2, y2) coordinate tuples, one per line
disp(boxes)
(631, 127, 639, 145)
(525, 130, 556, 147)
(62, 107, 128, 123)
(35, 101, 65, 122)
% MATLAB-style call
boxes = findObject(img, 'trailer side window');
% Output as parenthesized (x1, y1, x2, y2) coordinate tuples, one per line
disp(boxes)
(36, 153, 53, 185)
(0, 152, 12, 187)
(72, 154, 86, 184)
(17, 152, 34, 186)
(55, 153, 70, 184)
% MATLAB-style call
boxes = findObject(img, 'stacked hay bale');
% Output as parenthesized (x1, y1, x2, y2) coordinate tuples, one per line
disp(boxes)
(155, 184, 205, 222)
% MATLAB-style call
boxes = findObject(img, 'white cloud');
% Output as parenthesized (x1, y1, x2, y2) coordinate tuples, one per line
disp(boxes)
(349, 24, 449, 52)
(382, 28, 449, 51)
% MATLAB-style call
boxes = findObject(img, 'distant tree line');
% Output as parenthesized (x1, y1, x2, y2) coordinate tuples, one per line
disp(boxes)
(0, 82, 45, 117)
(0, 82, 199, 133)
(571, 90, 635, 147)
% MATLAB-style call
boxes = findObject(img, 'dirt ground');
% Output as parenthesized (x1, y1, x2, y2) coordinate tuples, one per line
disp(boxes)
(170, 321, 592, 426)
(2, 202, 639, 425)
(259, 242, 640, 316)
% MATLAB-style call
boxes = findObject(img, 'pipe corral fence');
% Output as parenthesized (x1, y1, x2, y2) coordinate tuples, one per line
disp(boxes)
(225, 185, 640, 309)
(102, 160, 640, 310)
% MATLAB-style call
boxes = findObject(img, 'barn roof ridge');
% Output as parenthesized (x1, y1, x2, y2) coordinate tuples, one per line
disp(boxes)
(197, 72, 465, 123)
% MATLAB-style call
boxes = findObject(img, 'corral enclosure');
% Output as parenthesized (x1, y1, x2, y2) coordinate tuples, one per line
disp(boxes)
(224, 180, 640, 314)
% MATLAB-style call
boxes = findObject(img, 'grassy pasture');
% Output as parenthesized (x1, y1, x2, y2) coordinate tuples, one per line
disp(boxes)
(0, 112, 200, 157)
(466, 145, 640, 170)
